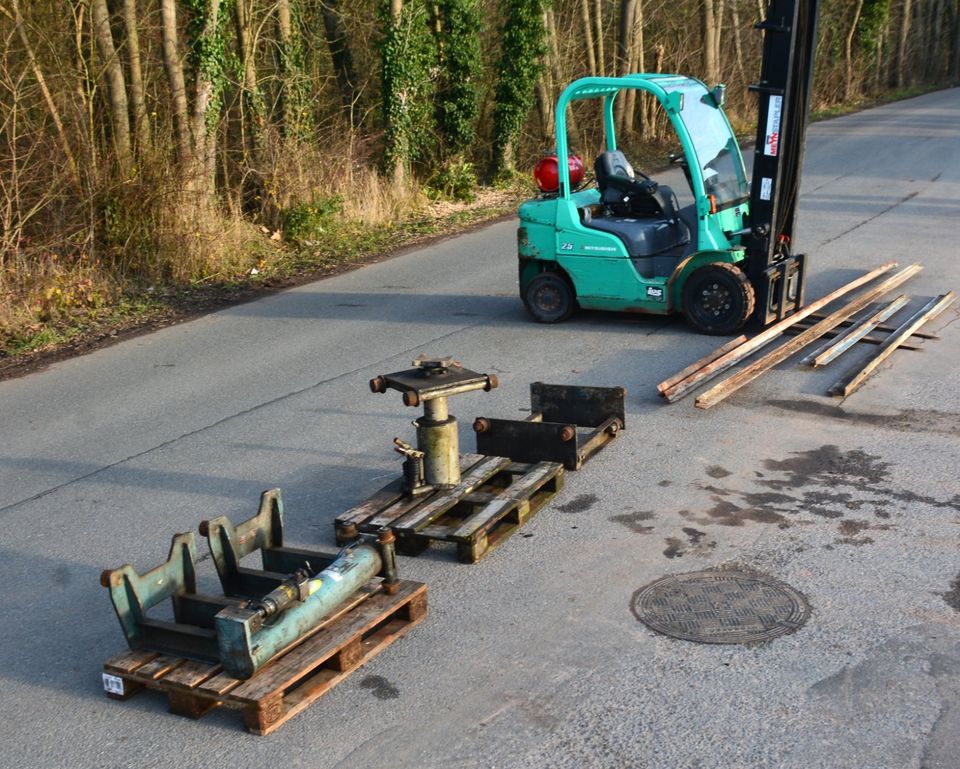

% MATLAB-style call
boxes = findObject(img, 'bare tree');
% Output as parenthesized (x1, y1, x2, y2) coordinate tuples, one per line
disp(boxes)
(614, 0, 636, 135)
(159, 0, 192, 169)
(622, 0, 645, 133)
(895, 0, 914, 87)
(91, 0, 133, 174)
(121, 0, 149, 152)
(580, 0, 597, 75)
(4, 0, 80, 187)
(321, 0, 358, 115)
(844, 0, 866, 100)
(703, 0, 726, 85)
(593, 0, 605, 76)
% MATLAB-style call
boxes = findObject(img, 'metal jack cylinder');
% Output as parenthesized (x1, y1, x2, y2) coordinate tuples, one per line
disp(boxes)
(416, 397, 460, 486)
(370, 356, 497, 492)
(215, 543, 382, 678)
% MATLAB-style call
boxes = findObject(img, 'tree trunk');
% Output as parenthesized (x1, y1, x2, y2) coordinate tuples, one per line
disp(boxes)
(703, 1, 715, 84)
(952, 0, 960, 81)
(730, 0, 746, 84)
(387, 0, 405, 186)
(593, 0, 605, 76)
(91, 0, 133, 174)
(614, 0, 636, 135)
(580, 0, 597, 75)
(623, 0, 644, 133)
(931, 0, 947, 80)
(539, 8, 559, 143)
(277, 0, 310, 139)
(643, 43, 664, 139)
(190, 0, 223, 190)
(320, 0, 357, 114)
(233, 0, 263, 159)
(703, 0, 726, 84)
(159, 0, 193, 169)
(895, 0, 914, 87)
(121, 0, 150, 152)
(844, 0, 865, 101)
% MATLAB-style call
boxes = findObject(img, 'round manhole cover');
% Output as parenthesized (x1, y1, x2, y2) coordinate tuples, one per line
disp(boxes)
(631, 569, 810, 644)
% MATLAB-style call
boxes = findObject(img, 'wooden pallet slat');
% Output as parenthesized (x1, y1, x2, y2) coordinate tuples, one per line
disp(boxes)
(451, 461, 560, 540)
(338, 456, 564, 564)
(659, 261, 901, 402)
(102, 580, 428, 736)
(829, 292, 956, 397)
(693, 263, 922, 409)
(104, 650, 158, 674)
(802, 294, 910, 367)
(393, 456, 512, 532)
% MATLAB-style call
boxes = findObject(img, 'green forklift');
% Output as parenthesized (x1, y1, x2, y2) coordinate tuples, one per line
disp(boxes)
(518, 0, 819, 335)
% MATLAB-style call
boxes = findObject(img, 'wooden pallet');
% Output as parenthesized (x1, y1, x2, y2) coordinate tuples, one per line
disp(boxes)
(335, 454, 564, 563)
(101, 580, 427, 736)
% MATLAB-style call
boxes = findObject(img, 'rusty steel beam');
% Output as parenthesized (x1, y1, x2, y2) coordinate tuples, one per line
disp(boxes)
(806, 310, 939, 339)
(659, 261, 899, 402)
(828, 292, 956, 397)
(803, 294, 911, 367)
(693, 263, 923, 409)
(783, 325, 923, 350)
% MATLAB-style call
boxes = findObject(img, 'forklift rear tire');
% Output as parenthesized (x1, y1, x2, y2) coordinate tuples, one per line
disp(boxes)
(682, 262, 755, 335)
(524, 272, 576, 323)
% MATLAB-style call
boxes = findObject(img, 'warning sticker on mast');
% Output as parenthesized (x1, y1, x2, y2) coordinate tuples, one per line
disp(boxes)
(764, 95, 783, 157)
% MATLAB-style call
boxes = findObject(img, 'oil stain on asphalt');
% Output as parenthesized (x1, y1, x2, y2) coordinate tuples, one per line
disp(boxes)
(360, 675, 400, 700)
(608, 510, 655, 534)
(663, 527, 716, 559)
(683, 445, 960, 533)
(556, 493, 598, 513)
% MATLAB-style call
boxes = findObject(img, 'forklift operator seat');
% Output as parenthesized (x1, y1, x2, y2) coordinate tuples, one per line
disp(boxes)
(594, 150, 678, 220)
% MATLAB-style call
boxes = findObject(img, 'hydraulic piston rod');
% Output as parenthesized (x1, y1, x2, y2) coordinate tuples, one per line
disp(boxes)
(215, 542, 382, 678)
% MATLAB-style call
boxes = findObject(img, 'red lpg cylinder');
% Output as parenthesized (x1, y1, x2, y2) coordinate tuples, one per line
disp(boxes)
(534, 153, 584, 193)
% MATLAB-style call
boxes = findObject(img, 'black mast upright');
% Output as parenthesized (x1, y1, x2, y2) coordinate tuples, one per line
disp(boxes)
(745, 0, 820, 326)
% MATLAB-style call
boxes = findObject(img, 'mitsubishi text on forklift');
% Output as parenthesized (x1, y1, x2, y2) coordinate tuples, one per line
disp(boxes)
(517, 0, 820, 335)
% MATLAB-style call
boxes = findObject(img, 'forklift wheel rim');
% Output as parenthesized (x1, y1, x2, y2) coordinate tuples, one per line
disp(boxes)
(525, 273, 575, 323)
(682, 262, 754, 335)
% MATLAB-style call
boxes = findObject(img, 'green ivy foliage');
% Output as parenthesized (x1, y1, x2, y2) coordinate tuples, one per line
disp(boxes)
(183, 0, 234, 132)
(277, 0, 314, 141)
(491, 0, 546, 174)
(434, 0, 482, 157)
(380, 1, 437, 175)
(858, 0, 890, 57)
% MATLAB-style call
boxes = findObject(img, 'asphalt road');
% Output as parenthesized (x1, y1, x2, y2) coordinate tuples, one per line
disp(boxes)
(1, 88, 959, 769)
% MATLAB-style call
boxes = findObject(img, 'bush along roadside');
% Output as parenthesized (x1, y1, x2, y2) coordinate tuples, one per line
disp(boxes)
(0, 185, 522, 374)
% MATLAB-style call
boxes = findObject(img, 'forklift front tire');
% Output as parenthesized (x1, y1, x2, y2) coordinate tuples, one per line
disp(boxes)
(524, 272, 576, 323)
(681, 262, 755, 335)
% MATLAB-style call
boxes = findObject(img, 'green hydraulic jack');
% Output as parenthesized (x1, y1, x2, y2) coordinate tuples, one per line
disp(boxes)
(336, 356, 565, 563)
(101, 489, 405, 679)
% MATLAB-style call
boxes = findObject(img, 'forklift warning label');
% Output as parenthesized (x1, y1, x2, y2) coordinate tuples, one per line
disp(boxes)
(764, 95, 783, 156)
(759, 177, 773, 200)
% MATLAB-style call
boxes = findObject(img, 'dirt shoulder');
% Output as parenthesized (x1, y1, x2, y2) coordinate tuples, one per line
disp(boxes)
(0, 204, 516, 382)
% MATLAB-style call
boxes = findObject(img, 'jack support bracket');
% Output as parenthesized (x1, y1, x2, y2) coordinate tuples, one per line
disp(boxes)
(473, 383, 626, 470)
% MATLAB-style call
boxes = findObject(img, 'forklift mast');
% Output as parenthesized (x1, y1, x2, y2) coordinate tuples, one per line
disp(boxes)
(745, 0, 820, 326)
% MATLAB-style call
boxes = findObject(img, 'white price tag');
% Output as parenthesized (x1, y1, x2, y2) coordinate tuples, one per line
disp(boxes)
(102, 672, 125, 696)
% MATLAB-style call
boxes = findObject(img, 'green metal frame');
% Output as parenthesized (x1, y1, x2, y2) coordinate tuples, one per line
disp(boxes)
(102, 490, 400, 679)
(518, 74, 750, 316)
